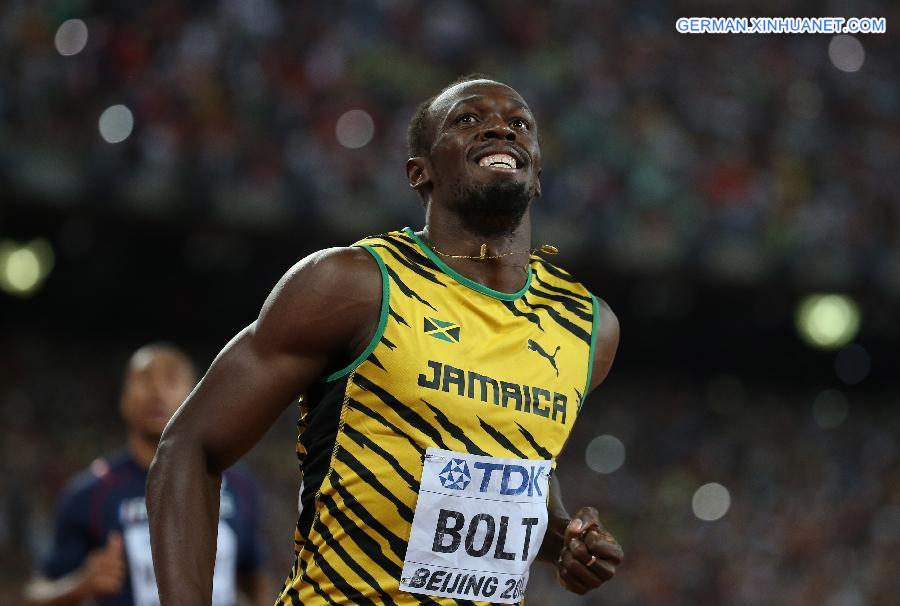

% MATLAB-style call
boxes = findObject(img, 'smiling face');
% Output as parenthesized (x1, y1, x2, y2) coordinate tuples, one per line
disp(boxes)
(408, 79, 542, 237)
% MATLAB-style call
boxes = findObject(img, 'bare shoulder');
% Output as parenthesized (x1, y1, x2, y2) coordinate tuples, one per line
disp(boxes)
(255, 246, 383, 356)
(595, 297, 619, 344)
(270, 246, 381, 303)
(588, 297, 620, 392)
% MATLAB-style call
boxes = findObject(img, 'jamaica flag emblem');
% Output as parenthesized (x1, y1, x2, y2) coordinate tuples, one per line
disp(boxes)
(423, 317, 461, 343)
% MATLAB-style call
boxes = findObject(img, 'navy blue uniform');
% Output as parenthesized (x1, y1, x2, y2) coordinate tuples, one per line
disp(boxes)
(41, 451, 263, 606)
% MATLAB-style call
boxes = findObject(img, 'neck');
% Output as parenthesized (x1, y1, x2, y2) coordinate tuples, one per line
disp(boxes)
(421, 205, 532, 293)
(128, 432, 159, 469)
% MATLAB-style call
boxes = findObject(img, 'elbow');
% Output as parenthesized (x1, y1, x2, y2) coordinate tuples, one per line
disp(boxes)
(146, 424, 197, 501)
(146, 430, 175, 509)
(146, 423, 221, 508)
(147, 440, 166, 486)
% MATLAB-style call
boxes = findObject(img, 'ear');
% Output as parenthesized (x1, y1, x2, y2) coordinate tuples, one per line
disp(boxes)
(406, 157, 432, 191)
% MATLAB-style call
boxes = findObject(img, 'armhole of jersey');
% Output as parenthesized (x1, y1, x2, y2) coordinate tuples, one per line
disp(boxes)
(324, 244, 390, 382)
(580, 294, 600, 411)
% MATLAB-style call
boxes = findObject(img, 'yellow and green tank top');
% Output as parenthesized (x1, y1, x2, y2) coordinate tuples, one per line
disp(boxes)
(277, 227, 600, 605)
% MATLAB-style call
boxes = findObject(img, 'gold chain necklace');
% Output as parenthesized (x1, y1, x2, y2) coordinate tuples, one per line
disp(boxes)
(431, 242, 559, 260)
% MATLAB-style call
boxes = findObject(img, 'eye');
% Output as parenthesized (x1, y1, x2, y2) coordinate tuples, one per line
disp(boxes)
(510, 117, 530, 130)
(455, 113, 478, 125)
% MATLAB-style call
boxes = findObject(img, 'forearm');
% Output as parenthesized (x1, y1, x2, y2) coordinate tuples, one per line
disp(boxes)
(538, 473, 571, 562)
(147, 431, 222, 605)
(23, 574, 88, 606)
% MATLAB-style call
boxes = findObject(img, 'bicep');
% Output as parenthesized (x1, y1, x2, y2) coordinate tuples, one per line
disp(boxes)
(171, 324, 324, 473)
(161, 247, 381, 473)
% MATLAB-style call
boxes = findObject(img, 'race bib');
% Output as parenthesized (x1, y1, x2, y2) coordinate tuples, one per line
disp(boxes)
(400, 448, 551, 604)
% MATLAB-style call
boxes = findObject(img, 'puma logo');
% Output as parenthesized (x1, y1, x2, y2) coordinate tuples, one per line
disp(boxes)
(527, 339, 561, 376)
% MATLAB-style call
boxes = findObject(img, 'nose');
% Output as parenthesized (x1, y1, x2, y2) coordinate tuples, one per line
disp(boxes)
(480, 117, 516, 142)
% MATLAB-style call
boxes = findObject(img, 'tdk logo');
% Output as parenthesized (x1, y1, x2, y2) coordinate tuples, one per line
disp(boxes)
(439, 459, 472, 490)
(472, 462, 546, 497)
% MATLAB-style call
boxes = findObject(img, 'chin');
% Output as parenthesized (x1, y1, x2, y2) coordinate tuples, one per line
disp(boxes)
(451, 178, 534, 237)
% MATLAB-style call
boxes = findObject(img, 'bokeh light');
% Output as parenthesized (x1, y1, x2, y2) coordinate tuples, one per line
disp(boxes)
(585, 434, 626, 474)
(692, 482, 731, 521)
(0, 239, 55, 297)
(54, 19, 89, 56)
(812, 389, 849, 429)
(4, 248, 39, 291)
(835, 344, 870, 385)
(98, 104, 134, 143)
(335, 109, 375, 149)
(795, 294, 860, 350)
(829, 35, 865, 73)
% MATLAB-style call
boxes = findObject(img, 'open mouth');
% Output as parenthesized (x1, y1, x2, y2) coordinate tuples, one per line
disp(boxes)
(476, 153, 518, 170)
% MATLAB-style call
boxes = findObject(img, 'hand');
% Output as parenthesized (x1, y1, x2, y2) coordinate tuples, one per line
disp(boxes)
(556, 507, 623, 595)
(78, 531, 126, 597)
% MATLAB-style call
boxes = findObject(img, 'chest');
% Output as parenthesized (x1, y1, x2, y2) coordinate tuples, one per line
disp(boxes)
(362, 290, 589, 459)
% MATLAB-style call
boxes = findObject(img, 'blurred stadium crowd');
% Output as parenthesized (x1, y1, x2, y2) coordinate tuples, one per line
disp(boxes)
(2, 0, 899, 605)
(1, 336, 898, 605)
(2, 0, 899, 292)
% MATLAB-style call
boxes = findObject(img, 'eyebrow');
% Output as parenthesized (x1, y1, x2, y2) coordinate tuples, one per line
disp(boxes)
(442, 95, 533, 124)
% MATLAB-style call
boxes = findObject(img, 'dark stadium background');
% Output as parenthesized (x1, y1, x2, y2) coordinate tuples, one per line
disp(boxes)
(1, 1, 898, 604)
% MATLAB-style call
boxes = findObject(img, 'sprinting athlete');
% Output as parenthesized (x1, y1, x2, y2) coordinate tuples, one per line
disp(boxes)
(148, 75, 623, 605)
(24, 344, 270, 606)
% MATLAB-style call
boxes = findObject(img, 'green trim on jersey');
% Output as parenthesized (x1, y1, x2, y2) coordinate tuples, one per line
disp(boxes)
(403, 227, 532, 301)
(581, 294, 600, 410)
(325, 245, 390, 382)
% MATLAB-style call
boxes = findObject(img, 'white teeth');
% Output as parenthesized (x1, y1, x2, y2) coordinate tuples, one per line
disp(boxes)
(478, 153, 517, 168)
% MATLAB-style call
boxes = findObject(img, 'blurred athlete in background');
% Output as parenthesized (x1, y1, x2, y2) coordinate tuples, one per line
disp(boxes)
(24, 343, 271, 606)
(149, 76, 623, 604)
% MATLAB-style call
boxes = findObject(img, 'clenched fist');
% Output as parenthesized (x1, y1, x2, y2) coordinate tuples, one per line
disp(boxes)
(556, 507, 623, 595)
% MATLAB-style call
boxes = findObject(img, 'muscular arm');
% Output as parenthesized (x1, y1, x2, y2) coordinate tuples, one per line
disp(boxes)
(538, 298, 619, 561)
(147, 247, 381, 606)
(539, 298, 623, 593)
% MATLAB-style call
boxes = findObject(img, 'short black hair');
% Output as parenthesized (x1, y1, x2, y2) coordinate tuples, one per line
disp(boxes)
(407, 72, 494, 158)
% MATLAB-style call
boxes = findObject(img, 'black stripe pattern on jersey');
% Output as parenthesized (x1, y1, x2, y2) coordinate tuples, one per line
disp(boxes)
(335, 445, 414, 523)
(385, 265, 438, 311)
(501, 299, 545, 330)
(421, 399, 489, 456)
(478, 417, 529, 459)
(516, 422, 553, 460)
(343, 424, 420, 493)
(354, 374, 451, 451)
(370, 242, 446, 286)
(346, 398, 425, 457)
